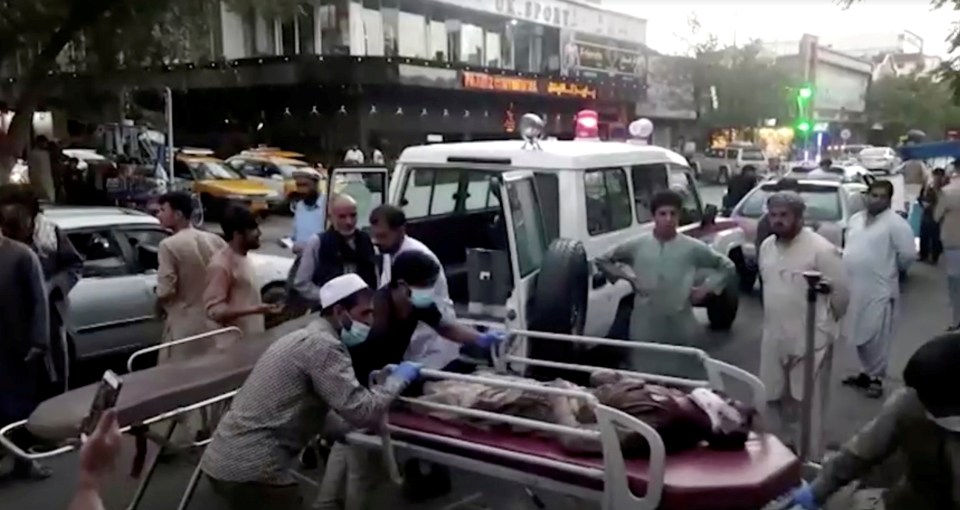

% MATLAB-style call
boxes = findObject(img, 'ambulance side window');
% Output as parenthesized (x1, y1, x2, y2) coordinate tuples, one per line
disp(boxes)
(583, 167, 633, 236)
(630, 164, 669, 223)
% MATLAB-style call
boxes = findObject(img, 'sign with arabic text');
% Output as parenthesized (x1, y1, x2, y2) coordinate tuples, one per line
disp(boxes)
(546, 81, 597, 99)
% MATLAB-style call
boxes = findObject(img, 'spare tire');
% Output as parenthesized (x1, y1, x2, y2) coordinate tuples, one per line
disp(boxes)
(526, 238, 589, 382)
(705, 284, 739, 331)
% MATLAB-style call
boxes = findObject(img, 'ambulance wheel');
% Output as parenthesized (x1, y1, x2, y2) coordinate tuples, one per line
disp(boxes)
(706, 285, 738, 331)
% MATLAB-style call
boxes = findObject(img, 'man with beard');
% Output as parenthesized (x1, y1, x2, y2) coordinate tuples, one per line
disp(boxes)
(841, 180, 916, 399)
(294, 194, 379, 309)
(758, 191, 848, 460)
(204, 206, 281, 339)
(788, 332, 960, 509)
(0, 199, 51, 479)
(290, 170, 326, 256)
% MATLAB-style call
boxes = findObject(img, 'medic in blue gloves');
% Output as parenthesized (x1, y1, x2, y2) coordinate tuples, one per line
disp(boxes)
(347, 249, 506, 393)
(785, 331, 960, 510)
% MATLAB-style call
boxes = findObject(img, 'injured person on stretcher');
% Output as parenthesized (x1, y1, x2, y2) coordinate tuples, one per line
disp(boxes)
(407, 370, 757, 457)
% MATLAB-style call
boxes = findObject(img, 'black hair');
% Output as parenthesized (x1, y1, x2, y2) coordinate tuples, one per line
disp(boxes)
(391, 250, 440, 287)
(0, 184, 40, 216)
(868, 179, 894, 198)
(220, 205, 258, 241)
(320, 287, 374, 316)
(934, 167, 946, 176)
(158, 191, 194, 219)
(903, 332, 960, 415)
(649, 190, 683, 214)
(369, 204, 406, 230)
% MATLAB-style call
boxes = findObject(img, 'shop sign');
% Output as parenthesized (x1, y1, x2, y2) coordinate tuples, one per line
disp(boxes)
(432, 0, 646, 44)
(546, 81, 597, 99)
(462, 71, 539, 93)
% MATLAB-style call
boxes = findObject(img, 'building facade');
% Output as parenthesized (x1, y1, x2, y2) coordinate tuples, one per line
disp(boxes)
(1, 0, 649, 163)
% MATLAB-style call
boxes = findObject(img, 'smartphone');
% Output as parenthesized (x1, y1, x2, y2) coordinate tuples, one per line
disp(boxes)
(79, 370, 123, 438)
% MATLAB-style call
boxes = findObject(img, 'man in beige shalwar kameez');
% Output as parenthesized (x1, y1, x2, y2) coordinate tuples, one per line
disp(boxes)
(758, 191, 849, 460)
(155, 192, 228, 441)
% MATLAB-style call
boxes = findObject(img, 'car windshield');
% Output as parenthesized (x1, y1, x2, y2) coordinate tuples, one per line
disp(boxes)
(278, 164, 308, 178)
(860, 148, 889, 157)
(193, 161, 244, 180)
(737, 185, 842, 221)
(742, 150, 764, 161)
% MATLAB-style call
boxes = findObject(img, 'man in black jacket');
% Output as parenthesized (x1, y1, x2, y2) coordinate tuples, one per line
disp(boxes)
(293, 194, 378, 310)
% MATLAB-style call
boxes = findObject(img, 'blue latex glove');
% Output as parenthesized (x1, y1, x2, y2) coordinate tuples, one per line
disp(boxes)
(787, 483, 818, 510)
(476, 331, 506, 349)
(391, 362, 422, 384)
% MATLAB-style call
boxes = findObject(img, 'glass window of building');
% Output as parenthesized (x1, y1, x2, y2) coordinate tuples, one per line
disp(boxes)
(358, 0, 384, 56)
(512, 22, 543, 73)
(397, 0, 427, 58)
(298, 3, 316, 54)
(381, 0, 399, 56)
(445, 18, 461, 63)
(461, 22, 483, 64)
(318, 0, 349, 54)
(428, 4, 447, 61)
(279, 18, 296, 55)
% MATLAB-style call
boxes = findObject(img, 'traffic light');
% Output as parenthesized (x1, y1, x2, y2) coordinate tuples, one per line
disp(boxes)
(796, 121, 811, 133)
(795, 85, 813, 135)
(798, 86, 813, 100)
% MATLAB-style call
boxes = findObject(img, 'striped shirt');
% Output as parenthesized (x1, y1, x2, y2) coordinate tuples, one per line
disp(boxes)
(200, 318, 406, 485)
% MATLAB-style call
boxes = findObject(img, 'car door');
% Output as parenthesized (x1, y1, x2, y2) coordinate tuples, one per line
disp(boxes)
(66, 227, 160, 360)
(497, 171, 548, 328)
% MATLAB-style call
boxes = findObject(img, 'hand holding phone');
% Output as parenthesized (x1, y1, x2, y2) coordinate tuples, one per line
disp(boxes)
(79, 370, 123, 439)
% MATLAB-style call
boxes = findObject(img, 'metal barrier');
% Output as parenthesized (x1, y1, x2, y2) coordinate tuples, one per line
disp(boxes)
(126, 327, 242, 373)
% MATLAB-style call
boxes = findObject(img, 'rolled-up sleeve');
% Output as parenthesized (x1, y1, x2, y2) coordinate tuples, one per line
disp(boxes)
(204, 263, 232, 324)
(293, 235, 322, 307)
(304, 340, 407, 430)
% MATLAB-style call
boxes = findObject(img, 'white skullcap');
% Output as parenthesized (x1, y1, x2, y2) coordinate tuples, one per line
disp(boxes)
(319, 274, 369, 309)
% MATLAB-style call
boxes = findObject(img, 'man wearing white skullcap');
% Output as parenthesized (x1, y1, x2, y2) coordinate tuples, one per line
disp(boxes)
(201, 273, 422, 509)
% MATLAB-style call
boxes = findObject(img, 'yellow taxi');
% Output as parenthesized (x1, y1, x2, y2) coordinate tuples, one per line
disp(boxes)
(225, 147, 325, 210)
(173, 149, 278, 217)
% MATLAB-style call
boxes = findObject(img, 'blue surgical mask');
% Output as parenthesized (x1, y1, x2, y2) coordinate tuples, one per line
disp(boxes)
(340, 320, 371, 347)
(409, 287, 434, 308)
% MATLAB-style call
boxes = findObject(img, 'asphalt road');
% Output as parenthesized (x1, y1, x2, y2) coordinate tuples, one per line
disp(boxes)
(1, 183, 945, 509)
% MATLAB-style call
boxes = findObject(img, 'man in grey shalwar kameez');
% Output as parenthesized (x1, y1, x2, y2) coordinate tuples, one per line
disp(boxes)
(0, 202, 51, 479)
(842, 180, 916, 398)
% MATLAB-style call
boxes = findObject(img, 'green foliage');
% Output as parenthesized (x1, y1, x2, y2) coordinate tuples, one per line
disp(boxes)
(693, 41, 795, 128)
(866, 73, 960, 141)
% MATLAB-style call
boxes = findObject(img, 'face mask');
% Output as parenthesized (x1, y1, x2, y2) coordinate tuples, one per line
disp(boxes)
(927, 412, 960, 432)
(339, 317, 371, 347)
(409, 287, 435, 308)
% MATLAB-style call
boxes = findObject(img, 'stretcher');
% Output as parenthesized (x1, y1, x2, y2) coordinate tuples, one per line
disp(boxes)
(0, 319, 802, 510)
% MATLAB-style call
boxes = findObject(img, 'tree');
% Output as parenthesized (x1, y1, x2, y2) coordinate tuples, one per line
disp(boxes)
(866, 73, 960, 143)
(680, 15, 794, 131)
(0, 0, 297, 183)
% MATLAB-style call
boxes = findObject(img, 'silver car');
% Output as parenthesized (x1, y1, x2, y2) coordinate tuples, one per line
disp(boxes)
(48, 206, 293, 364)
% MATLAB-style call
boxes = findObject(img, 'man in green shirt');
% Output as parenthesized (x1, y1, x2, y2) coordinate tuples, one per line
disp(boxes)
(602, 190, 736, 378)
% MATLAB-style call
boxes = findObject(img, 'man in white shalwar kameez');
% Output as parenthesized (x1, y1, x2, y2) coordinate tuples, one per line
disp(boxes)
(759, 191, 849, 460)
(842, 180, 916, 399)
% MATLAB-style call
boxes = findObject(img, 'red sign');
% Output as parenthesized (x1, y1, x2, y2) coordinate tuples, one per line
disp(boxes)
(463, 72, 538, 94)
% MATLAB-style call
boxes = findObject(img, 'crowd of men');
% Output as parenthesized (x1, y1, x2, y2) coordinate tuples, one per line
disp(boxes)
(5, 156, 960, 509)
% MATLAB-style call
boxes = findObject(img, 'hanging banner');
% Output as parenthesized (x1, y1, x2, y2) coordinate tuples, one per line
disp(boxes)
(561, 30, 647, 79)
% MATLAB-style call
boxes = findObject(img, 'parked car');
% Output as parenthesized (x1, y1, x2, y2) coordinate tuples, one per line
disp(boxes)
(173, 149, 279, 219)
(696, 145, 768, 184)
(785, 163, 908, 215)
(226, 147, 323, 212)
(328, 129, 749, 370)
(48, 205, 293, 369)
(729, 179, 868, 288)
(858, 147, 900, 174)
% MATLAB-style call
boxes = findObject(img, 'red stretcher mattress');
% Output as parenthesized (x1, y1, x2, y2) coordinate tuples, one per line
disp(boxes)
(388, 412, 801, 510)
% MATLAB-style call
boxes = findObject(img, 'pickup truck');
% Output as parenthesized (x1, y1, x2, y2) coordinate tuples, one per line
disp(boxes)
(696, 147, 768, 184)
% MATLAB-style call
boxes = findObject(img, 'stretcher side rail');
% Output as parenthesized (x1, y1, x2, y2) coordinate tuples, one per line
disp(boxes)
(126, 327, 243, 373)
(496, 328, 768, 413)
(0, 390, 238, 461)
(372, 367, 667, 510)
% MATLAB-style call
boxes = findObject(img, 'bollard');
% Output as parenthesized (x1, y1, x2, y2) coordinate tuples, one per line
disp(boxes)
(800, 271, 831, 463)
